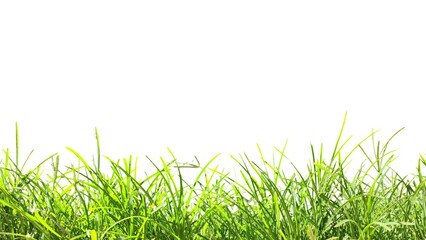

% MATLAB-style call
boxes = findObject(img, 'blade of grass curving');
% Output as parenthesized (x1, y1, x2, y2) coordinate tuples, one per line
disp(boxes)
(342, 129, 379, 165)
(272, 139, 288, 185)
(1, 149, 13, 189)
(34, 210, 61, 238)
(330, 112, 347, 161)
(66, 147, 96, 181)
(15, 122, 19, 169)
(0, 196, 54, 239)
(94, 128, 101, 172)
(185, 153, 220, 210)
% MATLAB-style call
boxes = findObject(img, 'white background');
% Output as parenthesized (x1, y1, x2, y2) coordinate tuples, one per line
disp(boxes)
(1, 1, 425, 177)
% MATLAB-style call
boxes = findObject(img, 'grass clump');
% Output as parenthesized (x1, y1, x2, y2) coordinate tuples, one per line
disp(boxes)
(1, 115, 426, 239)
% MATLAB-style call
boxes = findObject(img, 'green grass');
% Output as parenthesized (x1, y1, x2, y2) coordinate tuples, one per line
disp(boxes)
(1, 115, 426, 239)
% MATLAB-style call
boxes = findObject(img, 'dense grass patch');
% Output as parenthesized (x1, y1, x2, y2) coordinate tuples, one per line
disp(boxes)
(1, 116, 426, 239)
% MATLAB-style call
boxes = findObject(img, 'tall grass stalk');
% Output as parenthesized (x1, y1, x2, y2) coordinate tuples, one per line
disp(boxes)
(1, 116, 425, 239)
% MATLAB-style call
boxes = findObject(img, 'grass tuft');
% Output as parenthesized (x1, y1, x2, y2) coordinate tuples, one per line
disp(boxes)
(1, 116, 425, 239)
